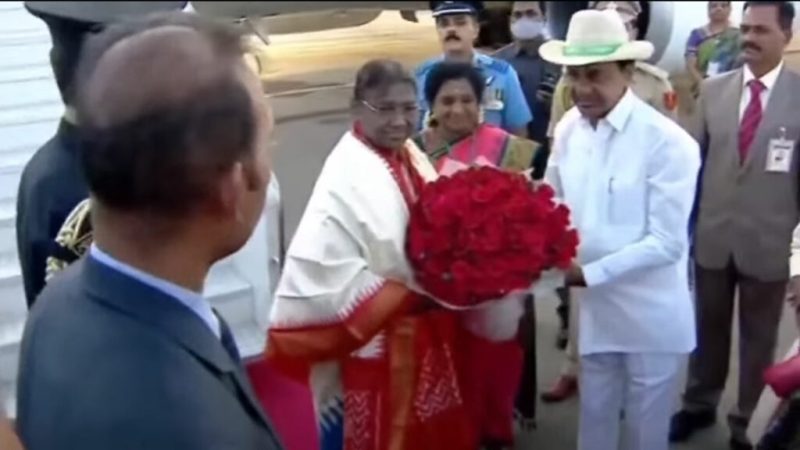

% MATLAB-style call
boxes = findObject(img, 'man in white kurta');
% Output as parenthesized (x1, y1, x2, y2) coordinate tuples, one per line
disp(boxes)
(540, 9, 701, 450)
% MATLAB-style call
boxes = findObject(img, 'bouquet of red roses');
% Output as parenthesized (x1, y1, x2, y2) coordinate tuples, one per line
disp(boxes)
(406, 166, 578, 309)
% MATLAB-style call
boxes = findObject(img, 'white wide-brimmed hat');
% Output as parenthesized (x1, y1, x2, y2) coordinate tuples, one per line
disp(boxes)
(539, 9, 654, 67)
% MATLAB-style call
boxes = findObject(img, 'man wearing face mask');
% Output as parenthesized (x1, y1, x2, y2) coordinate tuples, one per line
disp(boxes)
(416, 1, 533, 137)
(547, 1, 678, 141)
(495, 1, 560, 178)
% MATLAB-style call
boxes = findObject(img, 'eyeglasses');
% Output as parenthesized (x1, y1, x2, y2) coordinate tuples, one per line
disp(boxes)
(361, 100, 419, 118)
(512, 9, 541, 20)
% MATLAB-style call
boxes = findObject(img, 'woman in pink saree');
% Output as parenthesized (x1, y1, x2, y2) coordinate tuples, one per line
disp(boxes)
(413, 61, 541, 449)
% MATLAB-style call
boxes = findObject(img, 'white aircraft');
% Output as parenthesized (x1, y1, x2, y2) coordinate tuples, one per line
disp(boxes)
(190, 1, 781, 74)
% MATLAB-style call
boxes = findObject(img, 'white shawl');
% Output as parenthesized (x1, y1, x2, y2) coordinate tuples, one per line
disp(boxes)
(270, 131, 436, 329)
(268, 131, 437, 418)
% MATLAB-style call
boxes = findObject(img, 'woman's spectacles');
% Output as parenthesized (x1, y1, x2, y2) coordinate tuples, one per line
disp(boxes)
(361, 100, 419, 119)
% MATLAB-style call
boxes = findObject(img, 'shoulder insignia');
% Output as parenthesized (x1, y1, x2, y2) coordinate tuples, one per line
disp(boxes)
(635, 61, 669, 81)
(478, 54, 511, 74)
(415, 58, 438, 78)
(46, 198, 92, 282)
(663, 91, 678, 112)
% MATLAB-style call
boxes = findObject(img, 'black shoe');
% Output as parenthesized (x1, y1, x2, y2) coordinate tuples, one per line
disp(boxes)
(729, 437, 753, 450)
(556, 329, 568, 350)
(669, 410, 716, 442)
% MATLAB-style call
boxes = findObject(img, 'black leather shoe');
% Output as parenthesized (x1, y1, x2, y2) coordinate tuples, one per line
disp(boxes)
(729, 437, 753, 450)
(556, 328, 568, 350)
(669, 410, 716, 442)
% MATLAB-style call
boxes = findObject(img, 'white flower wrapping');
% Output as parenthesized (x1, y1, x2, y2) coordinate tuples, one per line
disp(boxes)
(461, 269, 566, 342)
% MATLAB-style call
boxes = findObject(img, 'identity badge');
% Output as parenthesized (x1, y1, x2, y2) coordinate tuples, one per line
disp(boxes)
(706, 61, 721, 77)
(766, 127, 795, 173)
(484, 88, 504, 111)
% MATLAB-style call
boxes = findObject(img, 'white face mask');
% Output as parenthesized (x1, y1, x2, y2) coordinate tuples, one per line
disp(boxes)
(510, 18, 546, 40)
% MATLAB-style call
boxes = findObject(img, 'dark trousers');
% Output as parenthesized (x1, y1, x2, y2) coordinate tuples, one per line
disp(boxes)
(683, 260, 787, 441)
(515, 295, 538, 421)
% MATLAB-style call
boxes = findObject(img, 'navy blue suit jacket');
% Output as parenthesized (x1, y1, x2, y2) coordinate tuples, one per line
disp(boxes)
(16, 256, 284, 450)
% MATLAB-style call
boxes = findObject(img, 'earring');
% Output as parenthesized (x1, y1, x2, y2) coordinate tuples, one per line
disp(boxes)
(426, 111, 438, 128)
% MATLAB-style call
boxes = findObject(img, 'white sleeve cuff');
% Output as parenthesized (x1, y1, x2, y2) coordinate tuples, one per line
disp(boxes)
(582, 262, 608, 287)
(790, 254, 800, 278)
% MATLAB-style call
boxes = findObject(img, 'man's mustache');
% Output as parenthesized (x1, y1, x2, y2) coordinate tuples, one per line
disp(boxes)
(743, 42, 761, 52)
(445, 34, 461, 41)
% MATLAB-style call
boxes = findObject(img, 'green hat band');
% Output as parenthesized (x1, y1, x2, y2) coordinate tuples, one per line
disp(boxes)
(562, 43, 623, 57)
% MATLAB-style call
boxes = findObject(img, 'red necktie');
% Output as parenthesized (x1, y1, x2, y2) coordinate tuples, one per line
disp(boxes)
(739, 79, 766, 164)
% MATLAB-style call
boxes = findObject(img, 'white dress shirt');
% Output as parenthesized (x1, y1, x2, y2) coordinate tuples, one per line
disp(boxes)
(739, 61, 784, 121)
(791, 222, 800, 278)
(546, 89, 701, 355)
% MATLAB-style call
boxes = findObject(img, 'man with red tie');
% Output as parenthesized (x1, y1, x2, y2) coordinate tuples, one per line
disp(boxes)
(670, 3, 800, 450)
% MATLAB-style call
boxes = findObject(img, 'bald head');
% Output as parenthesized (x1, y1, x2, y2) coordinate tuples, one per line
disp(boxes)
(82, 24, 243, 128)
(75, 12, 267, 215)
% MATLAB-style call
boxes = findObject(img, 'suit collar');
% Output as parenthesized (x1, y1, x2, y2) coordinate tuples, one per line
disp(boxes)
(82, 255, 235, 373)
(88, 244, 220, 338)
(726, 66, 792, 174)
(81, 257, 278, 431)
(745, 65, 791, 174)
(742, 61, 784, 92)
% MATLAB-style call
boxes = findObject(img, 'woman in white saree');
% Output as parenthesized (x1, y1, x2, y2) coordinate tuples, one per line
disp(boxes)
(265, 60, 482, 450)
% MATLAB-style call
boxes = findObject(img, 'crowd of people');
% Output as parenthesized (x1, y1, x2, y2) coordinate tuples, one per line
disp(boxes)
(4, 0, 800, 450)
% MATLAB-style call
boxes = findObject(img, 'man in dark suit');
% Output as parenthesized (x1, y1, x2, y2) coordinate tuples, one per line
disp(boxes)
(16, 1, 186, 307)
(16, 12, 283, 450)
(670, 3, 800, 450)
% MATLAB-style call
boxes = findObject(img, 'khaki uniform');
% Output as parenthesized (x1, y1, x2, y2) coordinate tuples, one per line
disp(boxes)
(547, 61, 678, 137)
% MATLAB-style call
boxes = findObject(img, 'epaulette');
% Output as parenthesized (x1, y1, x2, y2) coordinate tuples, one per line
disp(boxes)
(476, 53, 511, 74)
(415, 58, 438, 78)
(635, 61, 670, 81)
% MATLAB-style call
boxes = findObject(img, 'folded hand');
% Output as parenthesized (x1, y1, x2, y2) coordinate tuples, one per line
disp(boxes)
(565, 263, 586, 288)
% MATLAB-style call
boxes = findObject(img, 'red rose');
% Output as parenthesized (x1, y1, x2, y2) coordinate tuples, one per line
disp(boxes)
(406, 166, 579, 308)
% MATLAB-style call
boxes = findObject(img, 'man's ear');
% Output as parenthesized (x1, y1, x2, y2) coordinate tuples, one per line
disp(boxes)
(623, 62, 636, 81)
(215, 162, 245, 215)
(244, 159, 263, 191)
(470, 16, 481, 33)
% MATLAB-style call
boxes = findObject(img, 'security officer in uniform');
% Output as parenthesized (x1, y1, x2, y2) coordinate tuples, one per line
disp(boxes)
(16, 1, 186, 307)
(416, 1, 533, 137)
(546, 0, 679, 140)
